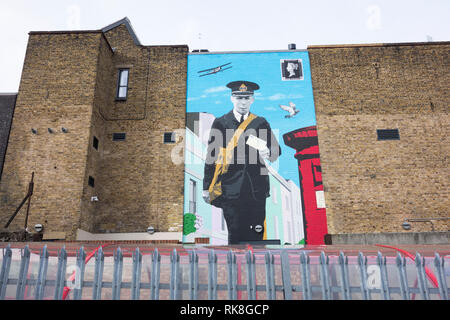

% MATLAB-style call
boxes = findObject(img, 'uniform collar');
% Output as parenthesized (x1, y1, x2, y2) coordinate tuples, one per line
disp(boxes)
(232, 109, 249, 123)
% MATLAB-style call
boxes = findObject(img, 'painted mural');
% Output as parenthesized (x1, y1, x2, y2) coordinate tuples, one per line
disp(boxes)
(183, 51, 327, 245)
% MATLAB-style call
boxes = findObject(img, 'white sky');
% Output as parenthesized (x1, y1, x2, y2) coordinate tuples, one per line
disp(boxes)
(0, 0, 449, 92)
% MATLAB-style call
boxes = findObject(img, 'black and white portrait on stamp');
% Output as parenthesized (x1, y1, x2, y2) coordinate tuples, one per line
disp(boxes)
(281, 59, 303, 80)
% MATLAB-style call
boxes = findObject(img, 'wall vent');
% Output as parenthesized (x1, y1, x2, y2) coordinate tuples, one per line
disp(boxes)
(377, 129, 400, 140)
(113, 133, 126, 141)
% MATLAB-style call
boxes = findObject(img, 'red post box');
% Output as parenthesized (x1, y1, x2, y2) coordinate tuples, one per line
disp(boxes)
(283, 126, 328, 245)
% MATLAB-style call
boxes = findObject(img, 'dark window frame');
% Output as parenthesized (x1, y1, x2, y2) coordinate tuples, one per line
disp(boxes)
(88, 176, 95, 188)
(113, 133, 126, 141)
(164, 132, 176, 144)
(377, 129, 400, 141)
(116, 68, 129, 101)
(93, 136, 99, 150)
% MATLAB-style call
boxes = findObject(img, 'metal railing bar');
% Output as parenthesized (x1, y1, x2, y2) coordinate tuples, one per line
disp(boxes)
(319, 251, 331, 300)
(246, 250, 256, 300)
(280, 250, 293, 300)
(299, 251, 312, 300)
(34, 245, 49, 300)
(227, 250, 237, 300)
(338, 251, 351, 300)
(207, 249, 217, 300)
(131, 247, 142, 300)
(150, 248, 161, 300)
(396, 253, 410, 300)
(54, 246, 67, 300)
(170, 249, 175, 300)
(264, 251, 275, 300)
(112, 247, 123, 300)
(434, 253, 448, 300)
(15, 245, 30, 300)
(72, 246, 86, 300)
(377, 252, 391, 300)
(415, 253, 430, 300)
(188, 250, 199, 300)
(176, 250, 182, 300)
(92, 246, 104, 300)
(193, 250, 199, 299)
(170, 249, 180, 300)
(358, 252, 371, 300)
(0, 245, 12, 300)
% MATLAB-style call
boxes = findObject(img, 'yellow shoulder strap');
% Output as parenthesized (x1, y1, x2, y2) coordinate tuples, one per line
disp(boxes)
(208, 114, 258, 201)
(226, 113, 257, 150)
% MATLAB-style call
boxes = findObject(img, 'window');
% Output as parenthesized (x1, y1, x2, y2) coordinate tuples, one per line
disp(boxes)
(272, 186, 278, 204)
(164, 132, 176, 144)
(93, 136, 99, 150)
(274, 216, 279, 239)
(287, 221, 293, 244)
(88, 176, 95, 188)
(377, 129, 400, 140)
(113, 133, 126, 141)
(284, 195, 290, 211)
(189, 179, 197, 213)
(116, 69, 129, 100)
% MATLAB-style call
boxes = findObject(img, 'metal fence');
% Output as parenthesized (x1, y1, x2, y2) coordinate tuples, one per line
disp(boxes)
(0, 244, 448, 300)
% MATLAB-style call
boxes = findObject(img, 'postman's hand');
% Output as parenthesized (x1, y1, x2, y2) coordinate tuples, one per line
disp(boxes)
(202, 190, 210, 203)
(259, 147, 270, 160)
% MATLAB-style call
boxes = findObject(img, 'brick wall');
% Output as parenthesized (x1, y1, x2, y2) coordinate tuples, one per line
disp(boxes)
(93, 24, 188, 234)
(0, 94, 16, 180)
(79, 34, 114, 233)
(0, 23, 188, 239)
(0, 32, 104, 238)
(308, 42, 450, 234)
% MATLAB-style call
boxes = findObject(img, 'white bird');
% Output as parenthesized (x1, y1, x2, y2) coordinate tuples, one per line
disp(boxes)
(279, 102, 299, 118)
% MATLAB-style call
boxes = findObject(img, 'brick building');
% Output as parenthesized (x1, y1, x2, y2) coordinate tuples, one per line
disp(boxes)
(0, 18, 188, 240)
(0, 18, 448, 241)
(308, 42, 449, 235)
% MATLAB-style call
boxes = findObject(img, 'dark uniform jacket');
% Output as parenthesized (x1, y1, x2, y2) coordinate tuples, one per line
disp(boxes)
(203, 110, 281, 204)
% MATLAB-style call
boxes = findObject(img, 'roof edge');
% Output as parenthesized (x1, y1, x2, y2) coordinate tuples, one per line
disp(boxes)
(308, 41, 450, 49)
(145, 44, 189, 48)
(29, 30, 102, 35)
(101, 17, 141, 46)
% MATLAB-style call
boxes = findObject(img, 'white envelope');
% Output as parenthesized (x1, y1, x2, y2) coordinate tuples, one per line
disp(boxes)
(246, 135, 267, 151)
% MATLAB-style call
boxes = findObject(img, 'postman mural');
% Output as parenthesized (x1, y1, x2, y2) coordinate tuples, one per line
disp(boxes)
(183, 50, 327, 245)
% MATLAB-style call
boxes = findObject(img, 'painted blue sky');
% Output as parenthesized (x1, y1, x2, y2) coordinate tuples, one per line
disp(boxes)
(187, 51, 318, 187)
